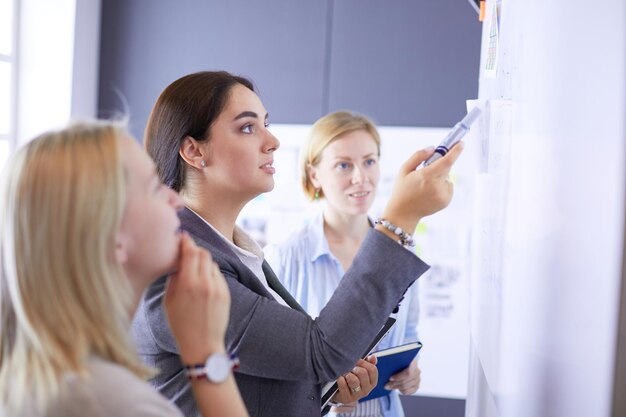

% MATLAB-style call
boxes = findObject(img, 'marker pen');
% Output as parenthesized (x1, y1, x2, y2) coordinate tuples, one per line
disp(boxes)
(423, 106, 482, 166)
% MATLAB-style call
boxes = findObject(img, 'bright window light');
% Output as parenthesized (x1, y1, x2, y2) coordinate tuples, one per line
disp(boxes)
(0, 0, 13, 56)
(0, 140, 8, 174)
(0, 61, 10, 135)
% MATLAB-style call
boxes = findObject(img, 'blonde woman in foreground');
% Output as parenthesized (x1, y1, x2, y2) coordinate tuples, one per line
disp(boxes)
(0, 122, 249, 417)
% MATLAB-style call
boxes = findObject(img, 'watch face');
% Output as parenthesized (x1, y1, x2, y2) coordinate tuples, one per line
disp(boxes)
(205, 353, 231, 383)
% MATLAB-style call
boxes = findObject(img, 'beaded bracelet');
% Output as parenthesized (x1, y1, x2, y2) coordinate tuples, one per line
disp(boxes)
(374, 218, 415, 248)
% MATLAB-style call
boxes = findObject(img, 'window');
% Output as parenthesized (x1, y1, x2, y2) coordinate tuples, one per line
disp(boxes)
(0, 0, 17, 172)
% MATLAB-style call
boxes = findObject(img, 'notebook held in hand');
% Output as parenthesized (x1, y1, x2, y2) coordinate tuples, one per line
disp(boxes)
(320, 317, 397, 410)
(358, 341, 422, 402)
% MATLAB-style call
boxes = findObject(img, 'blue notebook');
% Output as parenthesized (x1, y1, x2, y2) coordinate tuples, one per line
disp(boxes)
(321, 317, 397, 410)
(358, 341, 422, 402)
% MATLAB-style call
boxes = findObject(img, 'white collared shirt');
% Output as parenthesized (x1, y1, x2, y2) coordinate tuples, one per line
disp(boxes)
(186, 207, 289, 307)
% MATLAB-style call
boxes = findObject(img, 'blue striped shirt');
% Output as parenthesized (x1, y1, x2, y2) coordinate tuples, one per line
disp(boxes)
(265, 210, 420, 417)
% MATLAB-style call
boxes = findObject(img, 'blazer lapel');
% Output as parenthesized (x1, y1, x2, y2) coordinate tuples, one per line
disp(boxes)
(181, 207, 307, 314)
(262, 261, 307, 314)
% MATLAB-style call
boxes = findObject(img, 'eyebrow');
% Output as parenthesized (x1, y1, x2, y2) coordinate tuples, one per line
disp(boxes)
(234, 111, 257, 121)
(233, 111, 270, 121)
(331, 153, 378, 160)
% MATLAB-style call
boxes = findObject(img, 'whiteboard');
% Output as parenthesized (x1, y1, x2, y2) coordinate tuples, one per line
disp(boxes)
(466, 1, 626, 417)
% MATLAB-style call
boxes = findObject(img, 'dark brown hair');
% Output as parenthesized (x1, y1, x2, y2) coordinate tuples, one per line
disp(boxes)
(144, 71, 254, 191)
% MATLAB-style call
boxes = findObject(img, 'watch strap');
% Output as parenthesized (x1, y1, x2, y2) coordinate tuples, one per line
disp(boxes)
(184, 352, 240, 381)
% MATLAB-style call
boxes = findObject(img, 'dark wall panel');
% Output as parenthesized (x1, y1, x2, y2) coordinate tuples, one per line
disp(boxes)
(99, 1, 481, 137)
(401, 395, 466, 417)
(99, 0, 329, 139)
(328, 0, 481, 127)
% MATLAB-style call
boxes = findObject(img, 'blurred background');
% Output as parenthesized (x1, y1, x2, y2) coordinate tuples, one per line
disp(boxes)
(0, 1, 482, 416)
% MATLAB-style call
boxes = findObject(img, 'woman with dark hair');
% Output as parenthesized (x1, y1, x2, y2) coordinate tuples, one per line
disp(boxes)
(132, 71, 462, 417)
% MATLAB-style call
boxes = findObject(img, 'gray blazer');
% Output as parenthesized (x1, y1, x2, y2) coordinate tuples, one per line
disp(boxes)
(132, 207, 429, 417)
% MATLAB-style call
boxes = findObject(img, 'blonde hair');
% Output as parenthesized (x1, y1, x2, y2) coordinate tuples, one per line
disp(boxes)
(0, 122, 149, 414)
(300, 110, 381, 200)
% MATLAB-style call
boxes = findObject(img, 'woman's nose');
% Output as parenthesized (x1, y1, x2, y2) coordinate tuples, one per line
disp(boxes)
(264, 130, 280, 153)
(352, 168, 366, 184)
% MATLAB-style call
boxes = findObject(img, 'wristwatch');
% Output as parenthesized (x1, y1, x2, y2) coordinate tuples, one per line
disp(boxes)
(184, 352, 240, 383)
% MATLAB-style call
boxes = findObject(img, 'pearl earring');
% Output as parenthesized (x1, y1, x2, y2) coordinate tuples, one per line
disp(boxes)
(200, 160, 206, 168)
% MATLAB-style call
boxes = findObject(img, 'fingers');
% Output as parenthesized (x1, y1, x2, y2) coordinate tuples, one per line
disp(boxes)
(399, 147, 435, 175)
(389, 376, 421, 395)
(425, 141, 465, 174)
(388, 381, 420, 395)
(445, 140, 465, 165)
(164, 233, 196, 303)
(355, 357, 378, 387)
(343, 372, 362, 394)
(385, 360, 421, 395)
(166, 233, 216, 299)
(399, 141, 464, 176)
(346, 359, 378, 396)
(333, 375, 352, 404)
(330, 379, 357, 412)
(332, 358, 379, 404)
(178, 232, 202, 275)
(383, 140, 464, 229)
(162, 232, 230, 363)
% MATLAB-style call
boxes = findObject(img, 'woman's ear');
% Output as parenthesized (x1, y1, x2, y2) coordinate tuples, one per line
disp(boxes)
(307, 164, 321, 188)
(179, 136, 207, 170)
(114, 232, 129, 265)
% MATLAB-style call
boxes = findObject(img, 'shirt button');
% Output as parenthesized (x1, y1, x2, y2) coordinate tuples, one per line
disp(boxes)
(308, 395, 315, 400)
